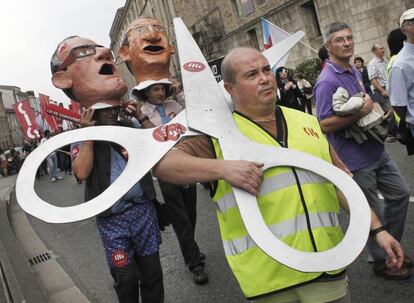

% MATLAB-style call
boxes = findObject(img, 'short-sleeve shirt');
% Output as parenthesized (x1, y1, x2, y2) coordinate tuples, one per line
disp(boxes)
(367, 56, 388, 88)
(387, 42, 414, 126)
(71, 142, 146, 214)
(141, 99, 182, 127)
(314, 61, 384, 171)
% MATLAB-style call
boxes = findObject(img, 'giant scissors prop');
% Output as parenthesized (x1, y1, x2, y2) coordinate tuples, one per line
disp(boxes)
(16, 18, 370, 272)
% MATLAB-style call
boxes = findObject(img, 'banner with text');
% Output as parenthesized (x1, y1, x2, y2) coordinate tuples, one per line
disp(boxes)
(39, 94, 59, 132)
(46, 103, 81, 124)
(13, 100, 41, 140)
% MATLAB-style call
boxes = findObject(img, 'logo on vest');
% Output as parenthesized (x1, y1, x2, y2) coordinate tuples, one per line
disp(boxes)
(111, 250, 128, 268)
(152, 123, 187, 142)
(303, 127, 320, 138)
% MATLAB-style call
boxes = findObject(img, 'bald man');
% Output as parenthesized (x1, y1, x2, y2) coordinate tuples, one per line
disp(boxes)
(154, 47, 404, 302)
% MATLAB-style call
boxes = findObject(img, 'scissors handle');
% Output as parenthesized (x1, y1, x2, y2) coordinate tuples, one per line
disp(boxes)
(16, 112, 192, 223)
(219, 137, 371, 272)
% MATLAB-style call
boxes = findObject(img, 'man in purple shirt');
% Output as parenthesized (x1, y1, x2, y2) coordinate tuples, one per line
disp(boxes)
(315, 22, 411, 280)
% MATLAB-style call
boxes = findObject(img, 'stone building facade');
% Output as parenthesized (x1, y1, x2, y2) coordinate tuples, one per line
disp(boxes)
(0, 93, 13, 151)
(0, 85, 28, 109)
(110, 0, 413, 92)
(5, 109, 23, 148)
(0, 85, 29, 148)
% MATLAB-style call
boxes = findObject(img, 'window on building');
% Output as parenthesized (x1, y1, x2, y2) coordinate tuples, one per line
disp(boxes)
(240, 0, 255, 16)
(301, 1, 322, 38)
(247, 28, 259, 50)
(231, 0, 240, 18)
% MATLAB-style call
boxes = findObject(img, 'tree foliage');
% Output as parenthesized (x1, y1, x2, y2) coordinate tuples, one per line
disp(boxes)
(293, 57, 322, 85)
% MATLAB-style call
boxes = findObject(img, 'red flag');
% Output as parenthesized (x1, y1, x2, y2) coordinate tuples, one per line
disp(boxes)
(39, 94, 59, 132)
(13, 100, 41, 140)
(46, 103, 81, 124)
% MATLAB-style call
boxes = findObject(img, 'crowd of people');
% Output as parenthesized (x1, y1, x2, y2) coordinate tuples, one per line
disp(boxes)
(19, 7, 413, 303)
(0, 147, 22, 176)
(1, 128, 73, 181)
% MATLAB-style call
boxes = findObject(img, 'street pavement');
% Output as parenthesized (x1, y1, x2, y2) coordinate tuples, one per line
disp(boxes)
(5, 140, 414, 302)
(0, 174, 16, 202)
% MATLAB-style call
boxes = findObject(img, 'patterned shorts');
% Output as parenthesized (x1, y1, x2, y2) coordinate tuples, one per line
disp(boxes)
(96, 201, 161, 269)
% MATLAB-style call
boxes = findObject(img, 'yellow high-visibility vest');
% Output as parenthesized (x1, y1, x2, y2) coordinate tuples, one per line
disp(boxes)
(211, 107, 344, 299)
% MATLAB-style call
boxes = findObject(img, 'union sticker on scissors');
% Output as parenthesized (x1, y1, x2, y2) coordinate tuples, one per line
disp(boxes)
(183, 61, 205, 72)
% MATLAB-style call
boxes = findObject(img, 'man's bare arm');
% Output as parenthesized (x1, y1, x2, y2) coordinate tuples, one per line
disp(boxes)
(371, 78, 389, 97)
(127, 100, 156, 128)
(73, 141, 94, 181)
(329, 144, 352, 176)
(371, 210, 404, 269)
(73, 108, 95, 180)
(154, 148, 264, 196)
(336, 191, 404, 269)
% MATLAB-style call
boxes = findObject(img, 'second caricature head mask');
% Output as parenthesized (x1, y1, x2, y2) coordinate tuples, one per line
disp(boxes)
(118, 17, 176, 83)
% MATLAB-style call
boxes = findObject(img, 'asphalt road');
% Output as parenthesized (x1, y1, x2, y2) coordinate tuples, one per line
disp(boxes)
(26, 141, 414, 303)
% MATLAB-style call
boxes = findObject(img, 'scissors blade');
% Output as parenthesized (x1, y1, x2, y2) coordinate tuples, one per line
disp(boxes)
(174, 17, 305, 138)
(173, 18, 236, 139)
(262, 31, 305, 69)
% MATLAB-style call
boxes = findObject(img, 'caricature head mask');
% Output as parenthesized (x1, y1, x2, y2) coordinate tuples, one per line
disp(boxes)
(51, 36, 127, 108)
(118, 17, 175, 83)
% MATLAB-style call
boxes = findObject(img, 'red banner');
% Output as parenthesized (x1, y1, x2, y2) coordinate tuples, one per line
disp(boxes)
(39, 94, 59, 132)
(46, 103, 81, 124)
(70, 99, 81, 116)
(12, 100, 41, 140)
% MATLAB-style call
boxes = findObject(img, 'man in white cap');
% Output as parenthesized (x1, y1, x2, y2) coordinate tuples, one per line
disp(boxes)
(388, 8, 414, 150)
(134, 79, 181, 125)
(119, 16, 209, 285)
(135, 79, 208, 285)
(51, 36, 164, 303)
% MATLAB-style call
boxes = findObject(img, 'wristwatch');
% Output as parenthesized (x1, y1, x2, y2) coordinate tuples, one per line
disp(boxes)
(370, 226, 386, 237)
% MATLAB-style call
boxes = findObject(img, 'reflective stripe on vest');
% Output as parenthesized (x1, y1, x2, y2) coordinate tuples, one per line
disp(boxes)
(215, 169, 328, 213)
(222, 211, 339, 256)
(211, 108, 344, 298)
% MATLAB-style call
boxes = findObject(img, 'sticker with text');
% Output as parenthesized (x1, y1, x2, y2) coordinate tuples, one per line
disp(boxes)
(183, 61, 205, 72)
(153, 123, 187, 142)
(112, 250, 128, 268)
(303, 127, 320, 138)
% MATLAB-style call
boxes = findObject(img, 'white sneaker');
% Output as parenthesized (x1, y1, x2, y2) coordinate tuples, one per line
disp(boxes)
(51, 177, 57, 182)
(57, 176, 63, 180)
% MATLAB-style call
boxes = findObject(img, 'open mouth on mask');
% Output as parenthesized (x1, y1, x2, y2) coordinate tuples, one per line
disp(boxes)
(99, 63, 114, 75)
(144, 45, 165, 53)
